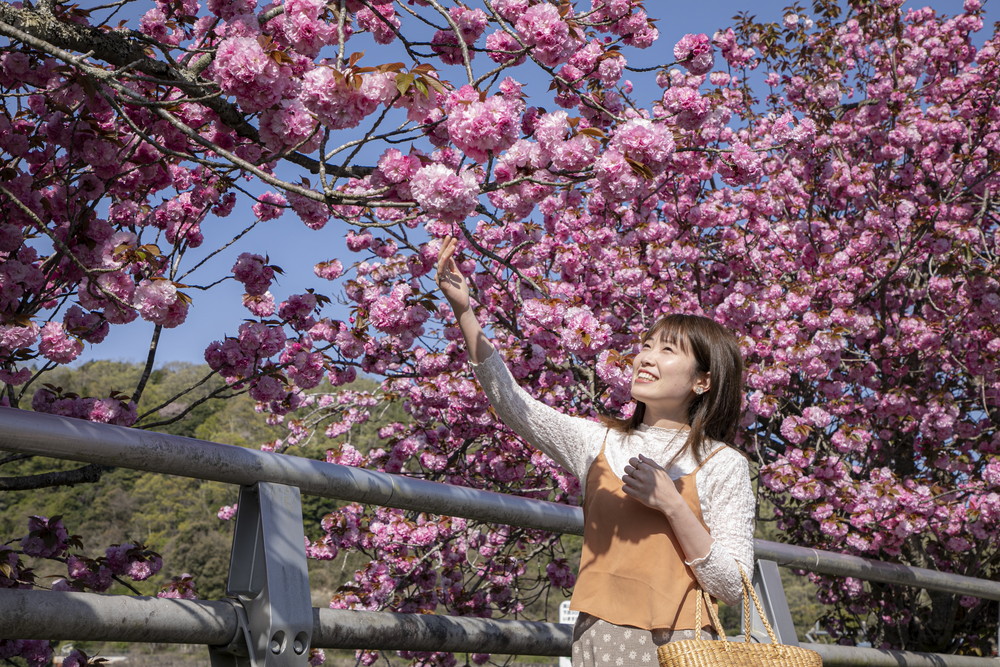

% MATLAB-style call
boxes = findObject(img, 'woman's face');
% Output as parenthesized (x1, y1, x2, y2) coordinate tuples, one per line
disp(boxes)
(630, 331, 708, 420)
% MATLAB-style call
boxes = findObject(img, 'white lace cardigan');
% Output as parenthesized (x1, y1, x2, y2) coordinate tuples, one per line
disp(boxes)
(472, 349, 756, 607)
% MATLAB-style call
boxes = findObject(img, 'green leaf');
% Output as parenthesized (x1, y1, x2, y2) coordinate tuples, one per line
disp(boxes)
(395, 73, 415, 96)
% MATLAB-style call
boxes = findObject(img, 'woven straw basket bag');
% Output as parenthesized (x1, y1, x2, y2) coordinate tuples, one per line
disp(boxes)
(657, 567, 822, 667)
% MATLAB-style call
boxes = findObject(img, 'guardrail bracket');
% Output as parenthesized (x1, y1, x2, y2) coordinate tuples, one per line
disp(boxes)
(210, 482, 312, 666)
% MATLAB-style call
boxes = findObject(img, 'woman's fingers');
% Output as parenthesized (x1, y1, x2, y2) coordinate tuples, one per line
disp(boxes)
(623, 462, 647, 484)
(435, 236, 454, 277)
(621, 477, 648, 503)
(637, 453, 661, 469)
(435, 236, 473, 313)
(435, 237, 462, 288)
(624, 456, 650, 479)
(623, 456, 666, 490)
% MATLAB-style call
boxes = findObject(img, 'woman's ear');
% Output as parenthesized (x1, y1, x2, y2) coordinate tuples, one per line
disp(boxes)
(693, 372, 711, 395)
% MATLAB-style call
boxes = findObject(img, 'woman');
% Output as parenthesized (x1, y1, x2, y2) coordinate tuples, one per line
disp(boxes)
(435, 236, 756, 666)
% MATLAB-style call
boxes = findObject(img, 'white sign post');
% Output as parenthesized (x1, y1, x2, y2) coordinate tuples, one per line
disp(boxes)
(558, 601, 579, 667)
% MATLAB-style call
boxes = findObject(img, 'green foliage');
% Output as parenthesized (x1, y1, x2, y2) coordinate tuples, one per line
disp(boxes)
(2, 361, 287, 598)
(1, 361, 414, 604)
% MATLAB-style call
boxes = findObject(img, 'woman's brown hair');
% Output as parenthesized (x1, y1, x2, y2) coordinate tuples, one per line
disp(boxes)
(602, 314, 744, 462)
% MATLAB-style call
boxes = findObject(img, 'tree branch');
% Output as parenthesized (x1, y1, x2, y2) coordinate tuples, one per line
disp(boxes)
(0, 453, 33, 467)
(131, 324, 162, 405)
(0, 463, 109, 491)
(0, 3, 374, 179)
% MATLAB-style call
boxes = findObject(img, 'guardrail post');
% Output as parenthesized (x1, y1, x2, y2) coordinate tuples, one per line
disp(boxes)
(745, 559, 799, 646)
(210, 482, 312, 666)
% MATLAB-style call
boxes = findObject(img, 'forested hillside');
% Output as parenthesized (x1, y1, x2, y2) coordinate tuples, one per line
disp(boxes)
(1, 360, 387, 603)
(3, 360, 829, 639)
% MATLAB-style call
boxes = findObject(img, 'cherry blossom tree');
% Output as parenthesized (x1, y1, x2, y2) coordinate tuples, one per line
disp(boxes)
(1, 0, 998, 663)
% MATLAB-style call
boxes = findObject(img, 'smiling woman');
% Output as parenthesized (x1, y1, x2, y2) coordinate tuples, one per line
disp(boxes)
(435, 237, 756, 667)
(617, 315, 744, 449)
(630, 329, 709, 419)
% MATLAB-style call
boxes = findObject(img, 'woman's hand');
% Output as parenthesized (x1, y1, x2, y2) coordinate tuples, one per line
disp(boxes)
(623, 453, 715, 562)
(434, 235, 493, 364)
(622, 454, 685, 516)
(435, 236, 471, 315)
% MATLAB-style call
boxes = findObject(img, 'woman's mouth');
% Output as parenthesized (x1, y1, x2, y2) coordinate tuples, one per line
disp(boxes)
(634, 370, 657, 383)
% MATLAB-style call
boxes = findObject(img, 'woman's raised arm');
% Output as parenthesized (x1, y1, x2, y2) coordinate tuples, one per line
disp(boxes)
(433, 236, 603, 479)
(435, 236, 494, 365)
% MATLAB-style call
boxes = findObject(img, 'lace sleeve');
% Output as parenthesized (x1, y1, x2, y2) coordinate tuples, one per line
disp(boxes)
(471, 350, 605, 481)
(686, 451, 756, 607)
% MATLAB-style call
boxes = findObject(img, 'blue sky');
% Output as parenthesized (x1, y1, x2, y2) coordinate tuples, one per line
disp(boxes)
(79, 0, 997, 366)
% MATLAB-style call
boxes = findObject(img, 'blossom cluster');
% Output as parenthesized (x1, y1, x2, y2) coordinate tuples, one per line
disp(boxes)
(1, 516, 184, 666)
(1, 0, 998, 662)
(295, 1, 997, 655)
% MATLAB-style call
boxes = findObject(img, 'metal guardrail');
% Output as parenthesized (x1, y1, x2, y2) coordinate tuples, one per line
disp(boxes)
(753, 540, 1000, 602)
(4, 588, 996, 667)
(0, 406, 580, 534)
(1, 588, 573, 656)
(1, 407, 997, 666)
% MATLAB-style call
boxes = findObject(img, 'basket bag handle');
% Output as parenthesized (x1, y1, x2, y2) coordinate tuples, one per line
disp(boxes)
(694, 565, 782, 645)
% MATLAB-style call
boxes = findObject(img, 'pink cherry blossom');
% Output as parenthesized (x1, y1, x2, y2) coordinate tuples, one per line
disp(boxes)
(445, 86, 523, 162)
(158, 574, 199, 599)
(515, 3, 580, 67)
(301, 66, 383, 130)
(358, 3, 400, 45)
(63, 305, 109, 344)
(432, 6, 488, 64)
(20, 516, 69, 558)
(314, 259, 344, 280)
(211, 36, 294, 111)
(133, 279, 189, 328)
(259, 99, 321, 154)
(486, 30, 526, 66)
(410, 164, 480, 223)
(717, 141, 762, 186)
(38, 321, 83, 363)
(673, 33, 714, 75)
(233, 253, 276, 296)
(252, 191, 287, 221)
(609, 118, 675, 171)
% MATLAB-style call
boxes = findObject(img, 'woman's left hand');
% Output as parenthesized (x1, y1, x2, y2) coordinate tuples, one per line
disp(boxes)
(622, 454, 685, 517)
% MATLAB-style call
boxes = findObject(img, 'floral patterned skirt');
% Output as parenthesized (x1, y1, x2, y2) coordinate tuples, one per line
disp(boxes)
(571, 613, 715, 667)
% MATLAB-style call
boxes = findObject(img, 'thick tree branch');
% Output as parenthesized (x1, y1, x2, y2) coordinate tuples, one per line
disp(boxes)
(0, 463, 109, 490)
(0, 2, 373, 179)
(131, 324, 162, 405)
